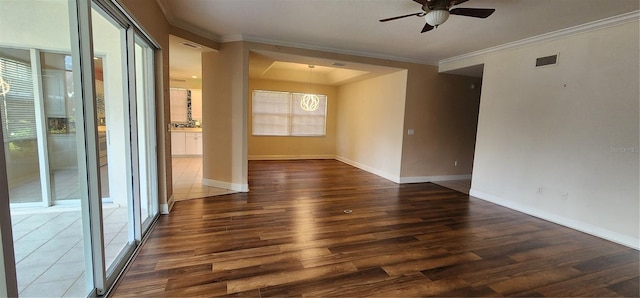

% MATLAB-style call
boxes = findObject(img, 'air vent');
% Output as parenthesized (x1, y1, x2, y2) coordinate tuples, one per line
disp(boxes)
(536, 54, 558, 67)
(180, 42, 201, 49)
(332, 62, 346, 67)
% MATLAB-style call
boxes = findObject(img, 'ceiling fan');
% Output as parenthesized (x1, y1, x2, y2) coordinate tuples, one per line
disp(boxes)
(379, 0, 495, 33)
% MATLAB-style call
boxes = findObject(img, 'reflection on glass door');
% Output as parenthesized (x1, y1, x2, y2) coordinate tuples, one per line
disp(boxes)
(1, 48, 42, 206)
(91, 6, 135, 277)
(0, 0, 160, 296)
(134, 36, 158, 232)
(41, 53, 80, 204)
(0, 2, 91, 294)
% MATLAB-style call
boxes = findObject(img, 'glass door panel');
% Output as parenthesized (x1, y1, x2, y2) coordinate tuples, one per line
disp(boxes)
(1, 48, 43, 205)
(0, 1, 92, 296)
(1, 0, 160, 296)
(90, 6, 135, 275)
(134, 35, 158, 232)
(41, 52, 80, 204)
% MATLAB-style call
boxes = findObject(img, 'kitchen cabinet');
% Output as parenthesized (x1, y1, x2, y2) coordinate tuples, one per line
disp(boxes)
(190, 89, 202, 121)
(171, 131, 186, 155)
(171, 130, 202, 156)
(170, 88, 188, 122)
(185, 132, 203, 155)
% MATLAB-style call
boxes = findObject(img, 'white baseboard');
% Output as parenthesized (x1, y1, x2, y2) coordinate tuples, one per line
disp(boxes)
(160, 194, 175, 214)
(334, 156, 401, 183)
(248, 154, 335, 160)
(399, 174, 472, 184)
(203, 178, 249, 192)
(470, 188, 639, 250)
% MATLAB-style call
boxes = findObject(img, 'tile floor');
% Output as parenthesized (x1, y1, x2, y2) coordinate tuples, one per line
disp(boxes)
(9, 165, 127, 297)
(172, 157, 235, 201)
(9, 167, 109, 204)
(10, 205, 128, 297)
(6, 157, 231, 297)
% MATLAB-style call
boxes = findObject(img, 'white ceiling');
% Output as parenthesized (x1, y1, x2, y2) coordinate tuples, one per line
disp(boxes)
(160, 0, 639, 65)
(169, 35, 212, 80)
(248, 50, 402, 86)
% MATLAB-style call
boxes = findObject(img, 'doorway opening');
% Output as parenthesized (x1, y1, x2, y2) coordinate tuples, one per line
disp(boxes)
(432, 63, 484, 194)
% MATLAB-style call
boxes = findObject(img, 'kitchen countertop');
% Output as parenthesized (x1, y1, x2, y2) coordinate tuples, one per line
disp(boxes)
(170, 127, 202, 132)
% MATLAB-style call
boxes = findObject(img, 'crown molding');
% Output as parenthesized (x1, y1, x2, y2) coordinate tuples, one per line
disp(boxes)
(155, 0, 222, 42)
(155, 0, 175, 23)
(170, 19, 222, 42)
(440, 11, 640, 66)
(220, 34, 244, 43)
(224, 34, 438, 66)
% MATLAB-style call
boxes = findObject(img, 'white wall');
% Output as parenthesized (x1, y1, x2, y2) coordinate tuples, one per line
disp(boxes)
(449, 21, 639, 248)
(336, 70, 408, 182)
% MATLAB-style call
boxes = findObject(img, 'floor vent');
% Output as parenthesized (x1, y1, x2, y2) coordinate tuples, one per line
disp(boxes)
(536, 54, 558, 67)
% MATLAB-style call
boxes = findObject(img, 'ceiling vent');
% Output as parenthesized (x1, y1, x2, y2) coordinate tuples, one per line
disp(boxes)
(180, 42, 201, 49)
(536, 54, 558, 67)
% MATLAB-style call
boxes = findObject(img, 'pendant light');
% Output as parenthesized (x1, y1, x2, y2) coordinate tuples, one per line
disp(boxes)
(300, 65, 319, 112)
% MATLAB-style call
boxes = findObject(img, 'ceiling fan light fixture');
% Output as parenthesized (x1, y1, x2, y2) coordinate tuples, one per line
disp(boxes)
(425, 9, 450, 27)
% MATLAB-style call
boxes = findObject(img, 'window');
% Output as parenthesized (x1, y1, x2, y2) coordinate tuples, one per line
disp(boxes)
(252, 90, 327, 136)
(0, 56, 36, 142)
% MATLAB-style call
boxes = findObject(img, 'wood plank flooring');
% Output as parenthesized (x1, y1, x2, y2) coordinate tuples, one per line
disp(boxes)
(112, 160, 639, 297)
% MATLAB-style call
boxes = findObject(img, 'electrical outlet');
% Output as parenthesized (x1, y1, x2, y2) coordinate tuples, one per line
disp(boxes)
(562, 192, 569, 200)
(454, 160, 458, 167)
(537, 187, 543, 194)
(407, 129, 414, 135)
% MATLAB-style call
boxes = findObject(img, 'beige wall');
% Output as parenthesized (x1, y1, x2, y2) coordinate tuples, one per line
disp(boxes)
(400, 66, 482, 181)
(196, 41, 483, 190)
(248, 79, 337, 159)
(119, 0, 172, 210)
(201, 42, 248, 191)
(336, 71, 408, 181)
(170, 78, 202, 89)
(448, 21, 639, 248)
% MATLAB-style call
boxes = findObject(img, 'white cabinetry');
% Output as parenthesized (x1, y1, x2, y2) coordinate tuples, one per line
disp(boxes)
(185, 132, 203, 155)
(190, 89, 202, 121)
(171, 131, 186, 155)
(171, 131, 202, 156)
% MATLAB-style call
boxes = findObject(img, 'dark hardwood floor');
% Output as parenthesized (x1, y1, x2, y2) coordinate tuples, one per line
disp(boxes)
(112, 160, 639, 297)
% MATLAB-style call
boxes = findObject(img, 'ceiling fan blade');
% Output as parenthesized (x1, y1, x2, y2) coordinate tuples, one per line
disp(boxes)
(379, 12, 424, 22)
(421, 22, 434, 33)
(449, 8, 496, 18)
(413, 0, 427, 5)
(450, 0, 469, 6)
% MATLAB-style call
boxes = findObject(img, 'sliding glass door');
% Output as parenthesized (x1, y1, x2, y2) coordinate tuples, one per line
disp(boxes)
(0, 0, 161, 296)
(0, 1, 94, 295)
(134, 36, 159, 234)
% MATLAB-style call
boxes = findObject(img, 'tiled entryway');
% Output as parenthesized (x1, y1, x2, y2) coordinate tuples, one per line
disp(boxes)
(172, 157, 235, 201)
(10, 205, 128, 297)
(8, 163, 129, 296)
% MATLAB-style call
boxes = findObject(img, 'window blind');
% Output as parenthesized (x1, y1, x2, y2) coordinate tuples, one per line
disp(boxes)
(0, 57, 36, 142)
(290, 93, 326, 136)
(252, 90, 327, 137)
